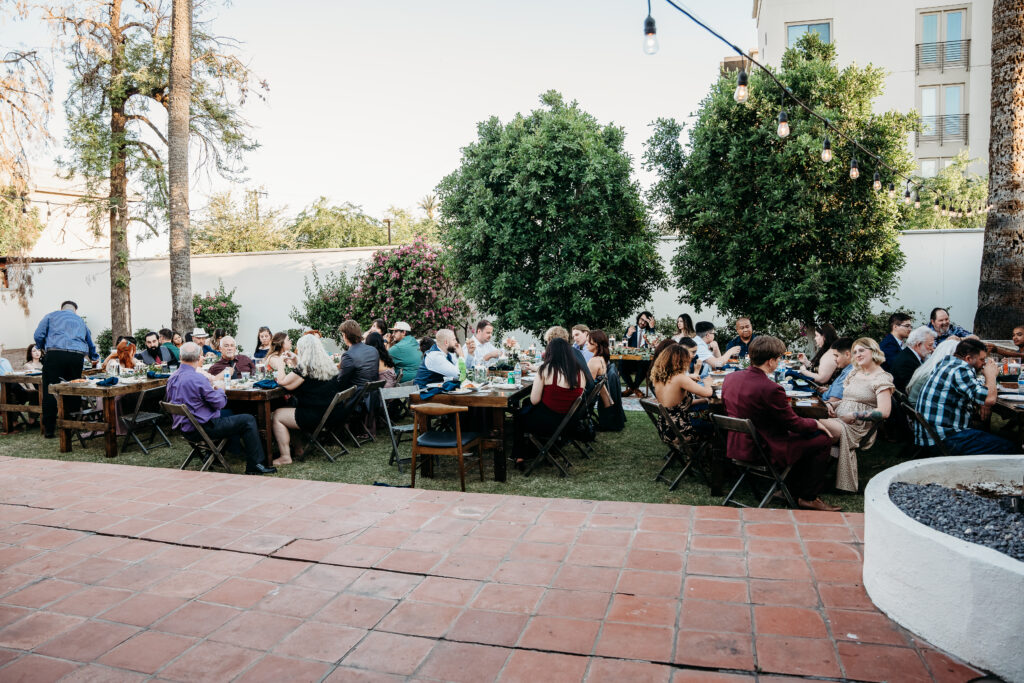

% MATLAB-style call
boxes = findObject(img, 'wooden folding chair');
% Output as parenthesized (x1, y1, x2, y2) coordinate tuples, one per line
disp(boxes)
(896, 393, 952, 458)
(300, 386, 357, 462)
(410, 404, 482, 492)
(711, 414, 797, 508)
(524, 395, 586, 478)
(160, 401, 232, 473)
(567, 375, 606, 459)
(121, 387, 171, 454)
(646, 400, 712, 491)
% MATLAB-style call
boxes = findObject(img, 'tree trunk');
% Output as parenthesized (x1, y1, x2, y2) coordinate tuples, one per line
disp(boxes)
(974, 0, 1024, 338)
(108, 0, 132, 339)
(168, 0, 195, 335)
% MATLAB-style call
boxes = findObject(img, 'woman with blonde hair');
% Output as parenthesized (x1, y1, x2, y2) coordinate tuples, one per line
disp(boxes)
(269, 335, 342, 466)
(820, 337, 894, 492)
(649, 344, 714, 447)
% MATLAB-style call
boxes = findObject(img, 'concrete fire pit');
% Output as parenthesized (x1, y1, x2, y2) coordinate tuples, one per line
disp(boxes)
(863, 455, 1024, 682)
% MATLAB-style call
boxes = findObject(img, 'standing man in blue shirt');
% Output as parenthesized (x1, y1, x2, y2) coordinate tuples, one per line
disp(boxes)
(33, 301, 99, 438)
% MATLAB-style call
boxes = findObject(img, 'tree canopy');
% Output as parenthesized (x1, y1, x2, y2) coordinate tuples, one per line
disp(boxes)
(645, 35, 916, 330)
(437, 90, 665, 336)
(190, 188, 291, 254)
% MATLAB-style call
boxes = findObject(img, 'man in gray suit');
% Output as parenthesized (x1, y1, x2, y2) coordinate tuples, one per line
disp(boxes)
(337, 319, 380, 390)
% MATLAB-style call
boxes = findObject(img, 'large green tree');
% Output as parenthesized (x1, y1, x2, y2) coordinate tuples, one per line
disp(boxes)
(645, 36, 916, 330)
(191, 188, 290, 254)
(437, 90, 665, 336)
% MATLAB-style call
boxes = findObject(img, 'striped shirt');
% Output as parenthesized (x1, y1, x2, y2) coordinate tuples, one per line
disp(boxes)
(913, 355, 987, 445)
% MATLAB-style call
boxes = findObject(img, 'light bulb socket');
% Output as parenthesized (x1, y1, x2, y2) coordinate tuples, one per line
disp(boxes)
(778, 110, 788, 124)
(644, 15, 656, 36)
(736, 69, 748, 87)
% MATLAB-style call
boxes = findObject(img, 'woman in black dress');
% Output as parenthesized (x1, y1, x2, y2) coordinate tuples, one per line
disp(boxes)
(269, 334, 341, 466)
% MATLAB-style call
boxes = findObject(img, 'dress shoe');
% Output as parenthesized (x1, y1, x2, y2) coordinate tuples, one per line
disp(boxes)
(798, 497, 842, 512)
(44, 431, 56, 439)
(245, 463, 278, 475)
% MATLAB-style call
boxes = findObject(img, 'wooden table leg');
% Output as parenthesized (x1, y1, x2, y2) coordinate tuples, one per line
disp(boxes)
(1, 383, 9, 434)
(37, 383, 45, 435)
(102, 397, 118, 458)
(260, 399, 273, 466)
(57, 393, 71, 453)
(493, 408, 507, 483)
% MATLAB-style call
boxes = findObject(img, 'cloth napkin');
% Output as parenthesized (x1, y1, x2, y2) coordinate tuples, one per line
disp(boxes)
(253, 379, 278, 389)
(24, 371, 42, 376)
(782, 368, 812, 383)
(95, 377, 119, 387)
(418, 380, 461, 400)
(147, 371, 171, 379)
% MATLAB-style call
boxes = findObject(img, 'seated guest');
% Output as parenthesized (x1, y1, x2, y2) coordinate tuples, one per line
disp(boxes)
(103, 339, 137, 374)
(387, 321, 421, 380)
(647, 337, 679, 387)
(172, 331, 184, 348)
(364, 319, 387, 341)
(269, 335, 343, 466)
(159, 328, 180, 362)
(721, 336, 838, 511)
(819, 338, 894, 492)
(166, 342, 275, 474)
(650, 344, 714, 446)
(879, 312, 913, 369)
(264, 332, 296, 373)
(821, 337, 855, 403)
(24, 344, 43, 371)
(928, 307, 976, 345)
(545, 326, 594, 390)
(672, 314, 695, 342)
(513, 338, 586, 465)
(914, 338, 1017, 455)
(253, 326, 273, 360)
(678, 337, 711, 384)
(986, 325, 1024, 358)
(365, 332, 398, 387)
(725, 317, 757, 359)
(191, 328, 219, 357)
(620, 312, 654, 397)
(414, 329, 464, 388)
(797, 323, 839, 384)
(890, 326, 937, 393)
(694, 321, 740, 369)
(572, 325, 593, 362)
(625, 311, 655, 349)
(586, 329, 625, 431)
(906, 338, 961, 405)
(337, 319, 382, 390)
(0, 352, 31, 412)
(136, 331, 174, 365)
(464, 319, 501, 368)
(211, 328, 227, 354)
(209, 336, 255, 379)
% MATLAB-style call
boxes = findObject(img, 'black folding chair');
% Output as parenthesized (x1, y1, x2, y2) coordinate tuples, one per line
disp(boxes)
(160, 401, 232, 473)
(380, 384, 420, 472)
(641, 399, 712, 491)
(121, 387, 171, 454)
(524, 395, 586, 478)
(341, 380, 386, 448)
(896, 393, 952, 458)
(712, 414, 797, 509)
(567, 375, 606, 459)
(300, 386, 357, 462)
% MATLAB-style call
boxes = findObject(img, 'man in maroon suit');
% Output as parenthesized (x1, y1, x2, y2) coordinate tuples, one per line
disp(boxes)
(721, 335, 839, 512)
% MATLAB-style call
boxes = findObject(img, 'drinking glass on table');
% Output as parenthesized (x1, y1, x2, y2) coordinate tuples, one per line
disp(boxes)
(609, 336, 616, 351)
(241, 371, 251, 383)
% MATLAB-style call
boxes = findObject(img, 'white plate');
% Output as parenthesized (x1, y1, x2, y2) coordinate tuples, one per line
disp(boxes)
(425, 383, 443, 389)
(446, 388, 473, 395)
(1000, 394, 1024, 402)
(786, 390, 814, 398)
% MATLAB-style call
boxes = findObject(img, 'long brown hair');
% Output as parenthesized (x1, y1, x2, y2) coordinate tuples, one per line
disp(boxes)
(650, 344, 691, 385)
(588, 329, 610, 364)
(106, 340, 136, 369)
(267, 332, 288, 358)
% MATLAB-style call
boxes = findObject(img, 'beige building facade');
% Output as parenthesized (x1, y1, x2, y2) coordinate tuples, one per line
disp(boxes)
(752, 0, 991, 177)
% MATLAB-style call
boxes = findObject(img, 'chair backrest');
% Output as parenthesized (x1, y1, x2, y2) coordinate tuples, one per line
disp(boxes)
(160, 401, 221, 452)
(313, 386, 358, 435)
(639, 398, 662, 431)
(532, 395, 586, 449)
(656, 403, 700, 455)
(127, 385, 165, 421)
(584, 375, 607, 410)
(395, 368, 403, 384)
(901, 400, 951, 455)
(711, 413, 771, 463)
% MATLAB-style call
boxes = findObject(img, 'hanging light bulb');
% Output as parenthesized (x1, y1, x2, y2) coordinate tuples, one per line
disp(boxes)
(967, 205, 974, 217)
(933, 198, 940, 212)
(821, 136, 832, 163)
(849, 158, 859, 180)
(734, 69, 749, 103)
(777, 110, 790, 138)
(914, 192, 921, 209)
(903, 186, 912, 204)
(887, 183, 895, 198)
(872, 172, 881, 191)
(46, 202, 51, 219)
(941, 204, 948, 217)
(643, 13, 658, 55)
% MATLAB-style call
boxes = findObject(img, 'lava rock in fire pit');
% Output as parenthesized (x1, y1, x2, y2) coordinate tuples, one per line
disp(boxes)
(889, 482, 1024, 563)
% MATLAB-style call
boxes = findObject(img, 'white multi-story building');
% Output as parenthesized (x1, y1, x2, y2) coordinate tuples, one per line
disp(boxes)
(752, 0, 991, 178)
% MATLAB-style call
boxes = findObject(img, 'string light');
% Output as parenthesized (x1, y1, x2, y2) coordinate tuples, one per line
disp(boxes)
(849, 158, 859, 180)
(903, 184, 912, 205)
(887, 183, 895, 198)
(934, 198, 940, 212)
(872, 172, 881, 191)
(821, 136, 832, 163)
(914, 192, 920, 209)
(777, 109, 790, 138)
(941, 203, 948, 217)
(643, 1, 658, 55)
(733, 69, 749, 103)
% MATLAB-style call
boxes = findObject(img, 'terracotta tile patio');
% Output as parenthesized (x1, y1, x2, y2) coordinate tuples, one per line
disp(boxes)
(0, 456, 985, 681)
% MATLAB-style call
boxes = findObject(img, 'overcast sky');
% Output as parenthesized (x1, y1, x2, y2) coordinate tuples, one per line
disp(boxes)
(20, 0, 757, 251)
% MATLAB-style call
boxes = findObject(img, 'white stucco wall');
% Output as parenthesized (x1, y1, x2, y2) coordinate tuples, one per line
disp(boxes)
(1, 229, 986, 353)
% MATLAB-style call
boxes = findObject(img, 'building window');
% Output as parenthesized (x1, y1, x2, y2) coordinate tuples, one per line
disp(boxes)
(918, 8, 968, 70)
(786, 21, 830, 48)
(918, 83, 967, 145)
(920, 159, 939, 178)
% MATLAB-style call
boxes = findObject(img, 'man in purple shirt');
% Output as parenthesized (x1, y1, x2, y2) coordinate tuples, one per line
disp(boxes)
(165, 342, 276, 475)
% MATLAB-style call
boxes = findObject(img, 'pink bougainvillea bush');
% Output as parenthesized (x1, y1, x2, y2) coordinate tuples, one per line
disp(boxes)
(192, 280, 241, 336)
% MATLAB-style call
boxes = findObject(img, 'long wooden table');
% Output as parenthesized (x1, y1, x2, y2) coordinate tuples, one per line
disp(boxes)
(223, 385, 286, 465)
(409, 384, 532, 482)
(50, 377, 170, 458)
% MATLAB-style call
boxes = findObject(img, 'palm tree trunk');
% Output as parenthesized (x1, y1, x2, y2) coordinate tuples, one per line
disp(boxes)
(108, 0, 131, 339)
(974, 0, 1024, 338)
(168, 0, 195, 336)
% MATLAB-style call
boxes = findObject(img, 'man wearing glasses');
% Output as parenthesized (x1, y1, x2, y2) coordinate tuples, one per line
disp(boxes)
(880, 313, 913, 370)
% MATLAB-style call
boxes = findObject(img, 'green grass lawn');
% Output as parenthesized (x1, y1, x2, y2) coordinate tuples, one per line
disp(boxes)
(0, 410, 929, 512)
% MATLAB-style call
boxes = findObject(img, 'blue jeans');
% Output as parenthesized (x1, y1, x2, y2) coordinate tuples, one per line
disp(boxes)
(201, 412, 264, 470)
(942, 428, 1019, 455)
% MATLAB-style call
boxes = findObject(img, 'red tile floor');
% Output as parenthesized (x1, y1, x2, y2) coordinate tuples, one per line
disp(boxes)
(0, 456, 986, 682)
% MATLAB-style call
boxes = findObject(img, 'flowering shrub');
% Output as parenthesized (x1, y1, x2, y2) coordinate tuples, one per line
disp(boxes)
(349, 238, 470, 337)
(192, 280, 241, 336)
(289, 266, 356, 343)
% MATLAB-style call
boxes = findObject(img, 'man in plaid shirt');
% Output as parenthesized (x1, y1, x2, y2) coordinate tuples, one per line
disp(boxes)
(914, 338, 1017, 455)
